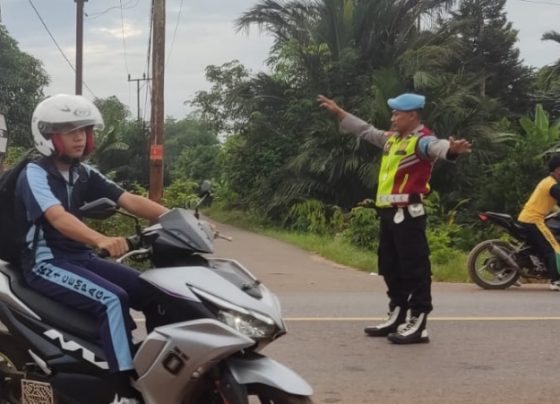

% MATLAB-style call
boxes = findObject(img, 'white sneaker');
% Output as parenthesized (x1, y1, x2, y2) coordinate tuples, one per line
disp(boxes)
(549, 280, 560, 291)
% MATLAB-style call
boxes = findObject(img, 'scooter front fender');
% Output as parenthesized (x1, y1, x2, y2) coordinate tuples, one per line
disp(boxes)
(226, 354, 313, 396)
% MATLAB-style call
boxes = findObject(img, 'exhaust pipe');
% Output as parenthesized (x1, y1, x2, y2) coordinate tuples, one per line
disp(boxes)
(488, 244, 520, 271)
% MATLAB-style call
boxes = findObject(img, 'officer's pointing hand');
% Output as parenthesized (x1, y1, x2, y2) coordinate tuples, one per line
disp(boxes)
(317, 94, 347, 120)
(448, 136, 472, 155)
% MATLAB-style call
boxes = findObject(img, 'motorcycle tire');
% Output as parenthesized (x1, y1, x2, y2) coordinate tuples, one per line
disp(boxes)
(467, 239, 520, 289)
(250, 384, 313, 404)
(0, 332, 31, 404)
(185, 378, 313, 404)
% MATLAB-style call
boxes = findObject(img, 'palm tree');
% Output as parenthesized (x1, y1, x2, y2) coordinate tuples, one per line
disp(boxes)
(228, 0, 515, 217)
(541, 30, 560, 89)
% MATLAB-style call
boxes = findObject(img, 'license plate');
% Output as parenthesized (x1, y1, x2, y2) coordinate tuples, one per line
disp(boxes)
(21, 379, 54, 404)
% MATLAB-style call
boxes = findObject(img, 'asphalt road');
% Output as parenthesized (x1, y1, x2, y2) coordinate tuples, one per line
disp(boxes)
(207, 220, 560, 404)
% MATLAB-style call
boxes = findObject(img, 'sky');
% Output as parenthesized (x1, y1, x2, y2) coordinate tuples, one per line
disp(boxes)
(1, 0, 559, 120)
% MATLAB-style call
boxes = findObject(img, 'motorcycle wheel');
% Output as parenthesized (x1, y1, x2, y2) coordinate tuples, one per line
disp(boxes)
(250, 384, 313, 404)
(185, 380, 313, 404)
(0, 332, 30, 404)
(467, 239, 520, 289)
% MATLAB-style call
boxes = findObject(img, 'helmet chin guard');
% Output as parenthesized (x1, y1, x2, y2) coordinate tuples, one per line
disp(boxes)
(31, 94, 104, 157)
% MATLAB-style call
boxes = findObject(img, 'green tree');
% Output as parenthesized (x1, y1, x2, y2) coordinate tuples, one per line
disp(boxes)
(540, 30, 560, 89)
(533, 31, 560, 121)
(164, 115, 220, 180)
(0, 25, 49, 148)
(171, 144, 221, 184)
(473, 104, 560, 215)
(449, 0, 534, 115)
(90, 97, 131, 173)
(190, 61, 252, 134)
(231, 0, 494, 216)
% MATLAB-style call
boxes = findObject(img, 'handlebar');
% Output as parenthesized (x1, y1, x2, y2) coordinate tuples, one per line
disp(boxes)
(215, 232, 233, 242)
(98, 236, 142, 259)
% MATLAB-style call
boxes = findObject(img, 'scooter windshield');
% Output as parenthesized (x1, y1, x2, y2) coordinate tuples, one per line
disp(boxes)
(158, 209, 214, 253)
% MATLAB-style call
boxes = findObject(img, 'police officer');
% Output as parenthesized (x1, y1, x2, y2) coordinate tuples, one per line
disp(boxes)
(317, 93, 471, 344)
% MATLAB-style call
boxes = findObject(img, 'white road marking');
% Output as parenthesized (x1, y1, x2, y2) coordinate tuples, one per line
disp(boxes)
(283, 316, 560, 321)
(133, 316, 560, 322)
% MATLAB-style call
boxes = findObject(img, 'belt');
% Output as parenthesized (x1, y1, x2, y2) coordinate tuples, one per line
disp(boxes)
(377, 193, 423, 205)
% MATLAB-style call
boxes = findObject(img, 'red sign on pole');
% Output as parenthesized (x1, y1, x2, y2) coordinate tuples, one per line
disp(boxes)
(150, 144, 163, 161)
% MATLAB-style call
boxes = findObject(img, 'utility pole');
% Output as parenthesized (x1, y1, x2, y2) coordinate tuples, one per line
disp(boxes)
(75, 0, 87, 95)
(128, 73, 151, 121)
(0, 113, 8, 174)
(149, 0, 165, 203)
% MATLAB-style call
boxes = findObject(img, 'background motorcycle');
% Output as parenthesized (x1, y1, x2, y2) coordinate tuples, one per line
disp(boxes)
(467, 211, 560, 289)
(0, 184, 313, 404)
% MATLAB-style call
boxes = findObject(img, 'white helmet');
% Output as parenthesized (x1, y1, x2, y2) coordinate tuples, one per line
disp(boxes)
(31, 94, 104, 157)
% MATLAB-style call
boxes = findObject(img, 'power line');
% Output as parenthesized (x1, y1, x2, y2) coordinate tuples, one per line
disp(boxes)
(27, 0, 97, 98)
(85, 0, 139, 20)
(166, 0, 185, 68)
(143, 0, 154, 123)
(119, 0, 131, 76)
(516, 0, 560, 6)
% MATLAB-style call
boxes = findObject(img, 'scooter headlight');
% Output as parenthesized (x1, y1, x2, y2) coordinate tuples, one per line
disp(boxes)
(217, 309, 276, 340)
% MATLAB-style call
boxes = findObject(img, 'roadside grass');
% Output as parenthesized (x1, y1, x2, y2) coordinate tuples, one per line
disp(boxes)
(263, 230, 377, 272)
(205, 205, 471, 283)
(432, 252, 470, 283)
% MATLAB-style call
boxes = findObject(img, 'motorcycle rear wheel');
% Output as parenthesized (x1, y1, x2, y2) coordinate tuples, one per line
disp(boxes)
(467, 240, 520, 289)
(0, 332, 31, 404)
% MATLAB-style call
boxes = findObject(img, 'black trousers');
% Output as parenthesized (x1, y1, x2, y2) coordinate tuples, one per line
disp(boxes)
(377, 207, 433, 317)
(518, 221, 560, 281)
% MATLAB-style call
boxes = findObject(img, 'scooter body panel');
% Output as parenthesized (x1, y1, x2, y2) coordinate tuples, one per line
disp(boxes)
(134, 319, 254, 404)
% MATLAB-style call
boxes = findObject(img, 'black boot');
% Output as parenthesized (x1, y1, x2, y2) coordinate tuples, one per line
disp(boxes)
(387, 312, 429, 344)
(364, 306, 407, 337)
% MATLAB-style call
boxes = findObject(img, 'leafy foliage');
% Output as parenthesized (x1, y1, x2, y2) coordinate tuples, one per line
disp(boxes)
(343, 205, 379, 251)
(0, 25, 48, 148)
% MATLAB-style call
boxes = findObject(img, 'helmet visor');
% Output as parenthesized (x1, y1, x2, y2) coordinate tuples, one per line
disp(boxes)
(38, 119, 103, 135)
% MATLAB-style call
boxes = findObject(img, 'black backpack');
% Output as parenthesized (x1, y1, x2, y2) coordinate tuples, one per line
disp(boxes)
(0, 150, 37, 265)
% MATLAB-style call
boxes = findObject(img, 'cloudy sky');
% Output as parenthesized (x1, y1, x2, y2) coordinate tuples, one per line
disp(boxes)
(2, 0, 559, 119)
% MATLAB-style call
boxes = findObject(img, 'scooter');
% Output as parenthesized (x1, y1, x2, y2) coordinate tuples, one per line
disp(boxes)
(0, 186, 313, 403)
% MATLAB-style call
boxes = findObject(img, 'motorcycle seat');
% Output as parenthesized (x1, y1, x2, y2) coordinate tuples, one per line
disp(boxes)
(0, 264, 99, 340)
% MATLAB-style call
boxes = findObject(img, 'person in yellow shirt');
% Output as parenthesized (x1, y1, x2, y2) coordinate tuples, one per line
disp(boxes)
(518, 155, 560, 290)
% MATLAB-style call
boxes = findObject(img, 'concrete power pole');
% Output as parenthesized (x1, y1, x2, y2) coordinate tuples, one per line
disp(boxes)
(75, 0, 87, 95)
(0, 113, 8, 174)
(149, 0, 165, 203)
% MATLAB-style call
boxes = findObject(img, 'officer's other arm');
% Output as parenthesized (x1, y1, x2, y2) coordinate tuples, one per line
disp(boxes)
(317, 94, 387, 149)
(420, 136, 472, 161)
(118, 192, 169, 222)
(44, 205, 128, 257)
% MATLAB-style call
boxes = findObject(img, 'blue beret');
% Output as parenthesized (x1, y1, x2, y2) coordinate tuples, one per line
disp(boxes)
(387, 93, 425, 111)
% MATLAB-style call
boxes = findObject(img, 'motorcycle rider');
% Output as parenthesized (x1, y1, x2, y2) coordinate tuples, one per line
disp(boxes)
(518, 155, 560, 290)
(14, 94, 168, 396)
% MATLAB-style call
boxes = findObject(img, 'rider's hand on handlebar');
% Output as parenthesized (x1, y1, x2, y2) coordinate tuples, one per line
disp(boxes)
(96, 236, 129, 258)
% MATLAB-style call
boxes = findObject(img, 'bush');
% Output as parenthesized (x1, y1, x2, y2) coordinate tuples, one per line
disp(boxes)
(343, 206, 379, 250)
(282, 200, 346, 234)
(162, 179, 200, 209)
